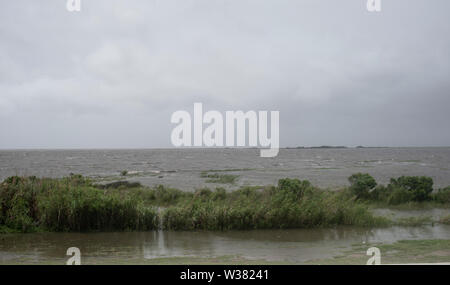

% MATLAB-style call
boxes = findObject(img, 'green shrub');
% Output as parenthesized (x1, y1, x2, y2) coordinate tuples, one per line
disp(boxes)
(348, 173, 377, 199)
(153, 185, 184, 205)
(212, 188, 227, 200)
(234, 187, 260, 199)
(439, 215, 450, 225)
(388, 176, 433, 202)
(277, 178, 312, 200)
(195, 188, 213, 199)
(433, 187, 450, 203)
(0, 176, 40, 232)
(368, 185, 390, 201)
(387, 186, 415, 205)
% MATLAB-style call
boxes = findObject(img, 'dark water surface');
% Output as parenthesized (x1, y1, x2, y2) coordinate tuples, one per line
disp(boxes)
(1, 147, 450, 190)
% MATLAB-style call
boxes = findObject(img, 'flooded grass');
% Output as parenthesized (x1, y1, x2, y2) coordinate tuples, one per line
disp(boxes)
(0, 175, 159, 232)
(0, 254, 287, 265)
(368, 201, 450, 210)
(1, 174, 450, 233)
(440, 215, 450, 225)
(395, 216, 433, 227)
(0, 176, 390, 233)
(307, 239, 450, 265)
(161, 186, 389, 230)
(200, 172, 239, 184)
(125, 255, 288, 265)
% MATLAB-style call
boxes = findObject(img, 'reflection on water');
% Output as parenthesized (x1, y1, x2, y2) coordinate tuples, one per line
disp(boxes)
(1, 225, 449, 264)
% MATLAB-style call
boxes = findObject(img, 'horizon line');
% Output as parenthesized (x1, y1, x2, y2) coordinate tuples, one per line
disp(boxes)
(0, 146, 450, 151)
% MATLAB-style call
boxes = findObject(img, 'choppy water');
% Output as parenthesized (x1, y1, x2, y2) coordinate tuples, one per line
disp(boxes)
(1, 148, 450, 190)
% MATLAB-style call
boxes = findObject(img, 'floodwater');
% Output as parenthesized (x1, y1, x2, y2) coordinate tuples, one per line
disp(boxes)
(1, 147, 450, 190)
(1, 225, 449, 265)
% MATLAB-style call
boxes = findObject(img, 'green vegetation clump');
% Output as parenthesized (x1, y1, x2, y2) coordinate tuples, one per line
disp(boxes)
(386, 187, 415, 205)
(95, 181, 142, 189)
(348, 173, 377, 199)
(212, 188, 227, 201)
(388, 176, 433, 202)
(346, 174, 443, 206)
(2, 173, 449, 233)
(152, 185, 187, 205)
(439, 215, 450, 225)
(201, 172, 239, 184)
(0, 175, 158, 232)
(307, 239, 450, 265)
(396, 216, 432, 226)
(162, 178, 388, 230)
(277, 178, 313, 199)
(367, 185, 389, 201)
(434, 187, 450, 204)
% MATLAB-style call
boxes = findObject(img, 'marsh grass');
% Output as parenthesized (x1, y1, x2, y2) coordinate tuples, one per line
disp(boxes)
(161, 179, 390, 230)
(0, 175, 158, 232)
(367, 201, 450, 210)
(200, 172, 239, 184)
(306, 239, 450, 265)
(3, 174, 449, 233)
(95, 180, 142, 189)
(395, 216, 433, 227)
(440, 215, 450, 225)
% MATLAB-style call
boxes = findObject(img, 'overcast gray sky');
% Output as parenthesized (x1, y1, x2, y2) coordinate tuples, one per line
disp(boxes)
(1, 0, 449, 148)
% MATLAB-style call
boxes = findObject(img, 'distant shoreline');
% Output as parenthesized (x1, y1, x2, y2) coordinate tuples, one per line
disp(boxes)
(1, 146, 450, 151)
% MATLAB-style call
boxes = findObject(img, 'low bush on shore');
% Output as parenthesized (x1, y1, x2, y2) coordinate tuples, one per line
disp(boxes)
(348, 173, 377, 200)
(434, 187, 450, 204)
(347, 173, 447, 205)
(440, 215, 450, 225)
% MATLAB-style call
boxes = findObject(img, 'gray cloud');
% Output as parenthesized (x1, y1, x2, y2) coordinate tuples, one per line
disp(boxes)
(1, 0, 449, 148)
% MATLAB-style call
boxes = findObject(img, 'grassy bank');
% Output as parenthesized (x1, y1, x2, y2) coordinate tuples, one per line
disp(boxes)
(1, 173, 449, 233)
